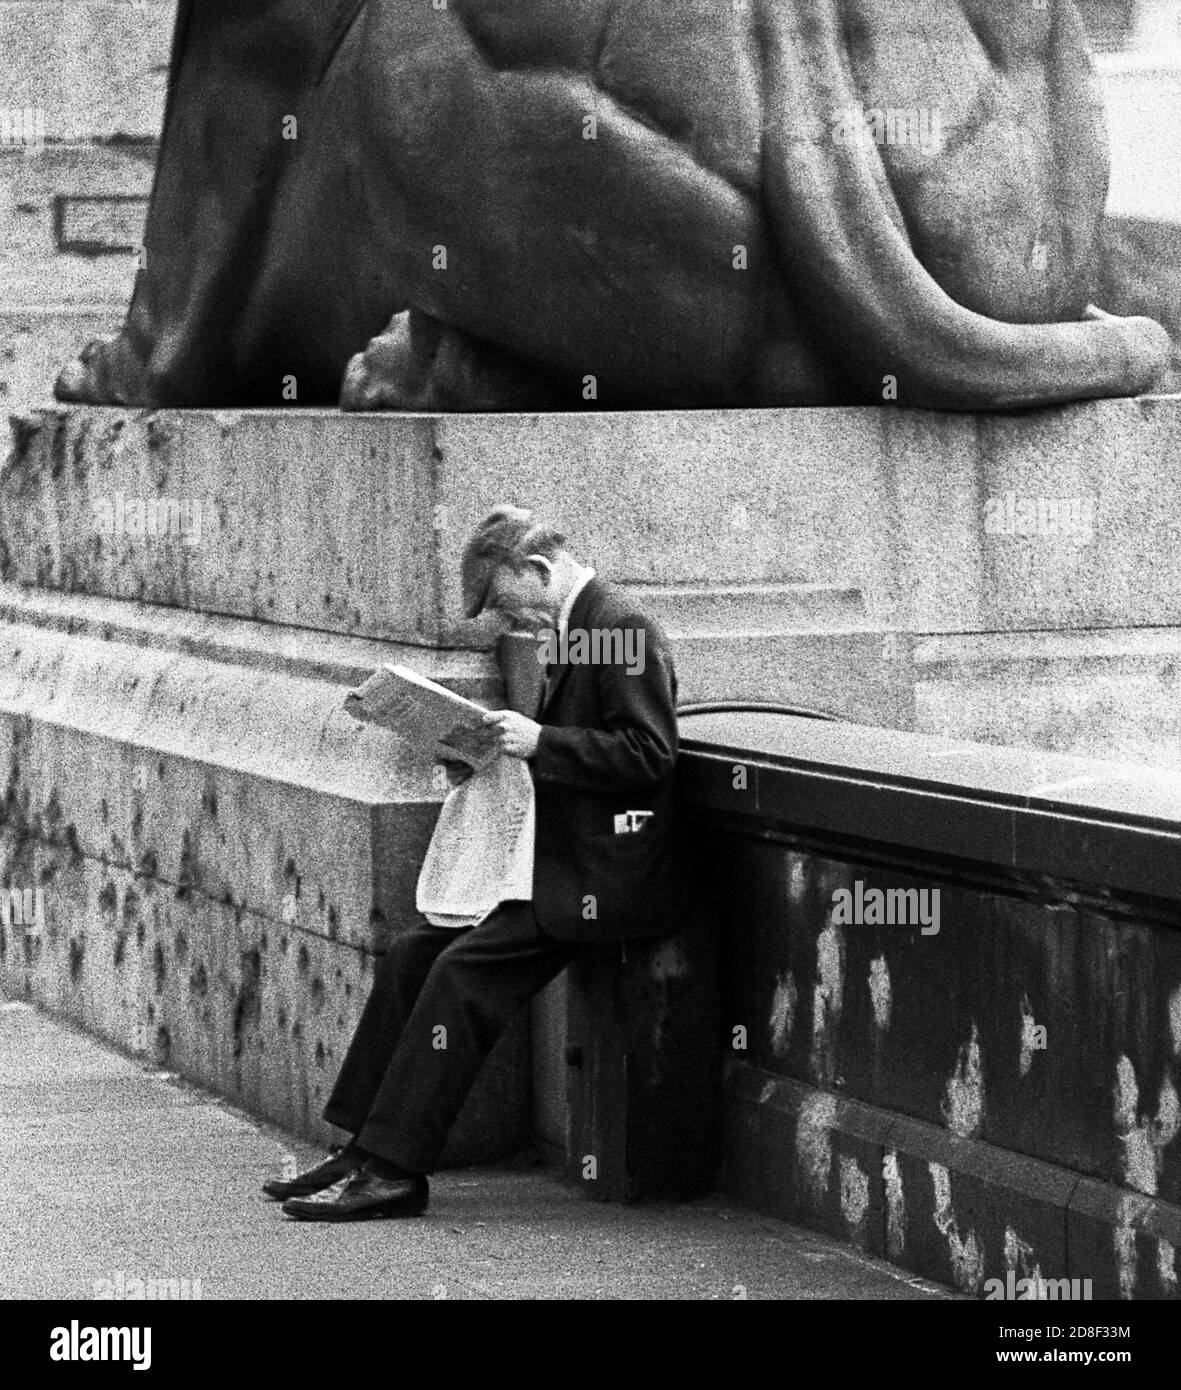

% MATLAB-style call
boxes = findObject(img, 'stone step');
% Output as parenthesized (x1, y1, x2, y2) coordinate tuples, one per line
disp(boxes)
(0, 582, 499, 695)
(914, 627, 1181, 770)
(0, 615, 445, 945)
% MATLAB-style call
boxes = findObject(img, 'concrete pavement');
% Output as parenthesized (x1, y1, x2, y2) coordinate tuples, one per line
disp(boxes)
(0, 996, 953, 1300)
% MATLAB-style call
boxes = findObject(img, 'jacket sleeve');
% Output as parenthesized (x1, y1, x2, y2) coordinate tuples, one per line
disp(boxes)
(530, 619, 678, 793)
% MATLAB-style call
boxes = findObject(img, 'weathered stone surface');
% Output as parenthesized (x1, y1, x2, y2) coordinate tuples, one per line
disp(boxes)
(9, 401, 1181, 638)
(0, 618, 438, 946)
(723, 1065, 892, 1258)
(1068, 1177, 1181, 1301)
(680, 709, 1181, 1295)
(0, 405, 929, 723)
(717, 910, 1181, 1301)
(0, 848, 529, 1165)
(1, 407, 443, 641)
(0, 583, 496, 693)
(9, 399, 1181, 750)
(683, 716, 1181, 1208)
(883, 1113, 1076, 1298)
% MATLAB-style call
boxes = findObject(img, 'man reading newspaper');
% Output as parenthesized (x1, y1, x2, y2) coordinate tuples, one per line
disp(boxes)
(266, 505, 688, 1220)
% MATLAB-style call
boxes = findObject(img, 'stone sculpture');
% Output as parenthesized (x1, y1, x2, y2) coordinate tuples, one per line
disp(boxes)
(55, 0, 1171, 412)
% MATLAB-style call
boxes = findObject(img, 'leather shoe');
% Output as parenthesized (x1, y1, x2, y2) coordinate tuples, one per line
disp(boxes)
(262, 1149, 360, 1200)
(282, 1167, 429, 1221)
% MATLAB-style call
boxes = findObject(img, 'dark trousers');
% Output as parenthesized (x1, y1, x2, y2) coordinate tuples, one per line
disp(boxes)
(322, 901, 577, 1174)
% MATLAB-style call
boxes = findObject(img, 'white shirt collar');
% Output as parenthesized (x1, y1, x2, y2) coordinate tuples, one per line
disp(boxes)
(557, 566, 596, 639)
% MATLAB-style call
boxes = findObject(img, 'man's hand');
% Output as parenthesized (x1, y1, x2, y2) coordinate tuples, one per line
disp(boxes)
(483, 709, 542, 759)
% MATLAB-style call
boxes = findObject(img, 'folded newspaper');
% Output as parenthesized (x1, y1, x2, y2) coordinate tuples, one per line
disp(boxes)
(345, 663, 535, 927)
(416, 753, 535, 928)
(344, 663, 501, 770)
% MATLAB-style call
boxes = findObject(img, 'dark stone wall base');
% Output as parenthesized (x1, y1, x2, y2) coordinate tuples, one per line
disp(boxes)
(724, 1063, 1181, 1301)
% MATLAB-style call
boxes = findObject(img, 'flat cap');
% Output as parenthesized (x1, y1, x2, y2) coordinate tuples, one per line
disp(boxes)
(460, 504, 544, 618)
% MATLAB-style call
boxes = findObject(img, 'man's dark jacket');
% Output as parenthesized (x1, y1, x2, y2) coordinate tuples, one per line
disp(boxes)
(528, 578, 686, 944)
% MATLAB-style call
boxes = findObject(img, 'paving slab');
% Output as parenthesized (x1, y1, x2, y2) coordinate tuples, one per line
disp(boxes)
(0, 997, 953, 1300)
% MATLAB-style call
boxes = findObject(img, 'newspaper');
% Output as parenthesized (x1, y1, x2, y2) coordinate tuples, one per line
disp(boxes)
(344, 663, 501, 770)
(416, 754, 535, 928)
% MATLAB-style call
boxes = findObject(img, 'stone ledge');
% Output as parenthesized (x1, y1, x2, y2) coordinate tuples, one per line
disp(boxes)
(0, 613, 472, 947)
(0, 581, 501, 694)
(679, 711, 1181, 902)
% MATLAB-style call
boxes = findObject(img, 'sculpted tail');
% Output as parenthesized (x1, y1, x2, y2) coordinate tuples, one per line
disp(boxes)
(755, 0, 1169, 409)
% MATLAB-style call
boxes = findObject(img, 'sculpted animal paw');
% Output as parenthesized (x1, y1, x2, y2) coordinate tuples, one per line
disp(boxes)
(340, 314, 421, 411)
(54, 337, 135, 407)
(341, 311, 563, 413)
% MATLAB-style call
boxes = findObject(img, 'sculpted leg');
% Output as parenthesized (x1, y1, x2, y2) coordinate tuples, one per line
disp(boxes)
(55, 1, 341, 407)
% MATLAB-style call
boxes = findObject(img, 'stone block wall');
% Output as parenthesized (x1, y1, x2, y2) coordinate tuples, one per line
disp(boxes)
(681, 710, 1181, 1299)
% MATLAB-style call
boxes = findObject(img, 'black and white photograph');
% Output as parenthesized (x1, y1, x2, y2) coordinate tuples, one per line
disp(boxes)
(1, 0, 1180, 1347)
